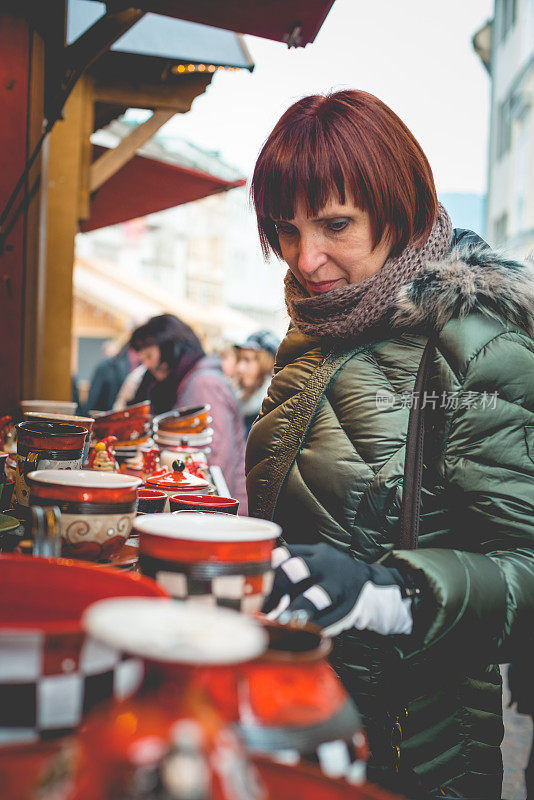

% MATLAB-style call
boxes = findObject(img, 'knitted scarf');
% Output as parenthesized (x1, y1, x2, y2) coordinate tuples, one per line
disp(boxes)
(284, 204, 453, 341)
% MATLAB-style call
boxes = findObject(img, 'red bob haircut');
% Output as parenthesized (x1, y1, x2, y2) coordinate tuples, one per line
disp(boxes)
(251, 90, 438, 259)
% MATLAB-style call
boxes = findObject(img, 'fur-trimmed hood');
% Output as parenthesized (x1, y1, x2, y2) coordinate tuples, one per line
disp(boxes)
(393, 237, 534, 336)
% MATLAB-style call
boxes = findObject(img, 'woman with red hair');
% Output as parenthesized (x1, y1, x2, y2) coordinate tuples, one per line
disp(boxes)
(246, 91, 534, 799)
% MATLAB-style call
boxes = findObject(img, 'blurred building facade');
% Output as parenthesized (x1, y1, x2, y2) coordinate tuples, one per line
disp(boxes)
(474, 0, 534, 256)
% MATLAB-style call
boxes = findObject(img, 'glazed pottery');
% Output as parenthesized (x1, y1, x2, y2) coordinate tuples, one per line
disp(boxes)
(144, 461, 211, 510)
(20, 400, 78, 416)
(137, 488, 167, 514)
(153, 404, 211, 435)
(205, 622, 367, 784)
(15, 422, 87, 507)
(135, 512, 280, 611)
(67, 598, 268, 800)
(24, 412, 95, 461)
(27, 470, 141, 561)
(92, 402, 151, 444)
(169, 493, 239, 515)
(0, 555, 166, 747)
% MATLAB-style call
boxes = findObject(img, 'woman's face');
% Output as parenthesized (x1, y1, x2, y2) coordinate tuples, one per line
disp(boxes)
(274, 197, 392, 295)
(138, 344, 169, 381)
(236, 349, 261, 390)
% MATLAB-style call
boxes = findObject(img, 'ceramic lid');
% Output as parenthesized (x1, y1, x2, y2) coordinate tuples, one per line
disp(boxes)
(135, 512, 281, 543)
(27, 469, 141, 490)
(145, 470, 208, 491)
(83, 598, 268, 664)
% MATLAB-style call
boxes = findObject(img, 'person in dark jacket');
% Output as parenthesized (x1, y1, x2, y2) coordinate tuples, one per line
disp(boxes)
(86, 344, 136, 413)
(130, 314, 247, 510)
(246, 90, 534, 799)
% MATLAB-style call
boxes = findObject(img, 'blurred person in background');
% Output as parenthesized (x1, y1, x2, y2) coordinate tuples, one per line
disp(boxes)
(235, 330, 279, 435)
(129, 314, 247, 510)
(85, 339, 139, 413)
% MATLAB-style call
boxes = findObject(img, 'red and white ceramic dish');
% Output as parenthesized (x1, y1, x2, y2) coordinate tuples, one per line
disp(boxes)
(0, 554, 166, 747)
(15, 421, 88, 507)
(20, 400, 78, 416)
(169, 493, 239, 514)
(144, 465, 211, 510)
(92, 401, 151, 444)
(135, 512, 280, 612)
(24, 412, 95, 461)
(27, 469, 141, 561)
(153, 404, 212, 435)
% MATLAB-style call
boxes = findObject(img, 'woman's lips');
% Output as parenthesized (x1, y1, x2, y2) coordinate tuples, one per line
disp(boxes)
(307, 278, 342, 294)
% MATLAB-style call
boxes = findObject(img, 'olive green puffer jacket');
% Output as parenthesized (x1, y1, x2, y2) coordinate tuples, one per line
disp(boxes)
(246, 232, 534, 798)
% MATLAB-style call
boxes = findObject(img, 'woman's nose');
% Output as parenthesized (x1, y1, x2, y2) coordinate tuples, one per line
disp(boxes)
(297, 235, 327, 276)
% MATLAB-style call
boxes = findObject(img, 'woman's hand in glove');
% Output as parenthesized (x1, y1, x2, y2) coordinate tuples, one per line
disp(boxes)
(265, 542, 417, 638)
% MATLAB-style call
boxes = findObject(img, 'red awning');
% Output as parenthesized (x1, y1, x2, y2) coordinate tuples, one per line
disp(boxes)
(112, 0, 336, 46)
(80, 145, 245, 232)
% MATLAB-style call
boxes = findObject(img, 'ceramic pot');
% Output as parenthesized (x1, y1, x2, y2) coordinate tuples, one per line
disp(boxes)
(15, 422, 87, 507)
(204, 622, 367, 785)
(137, 488, 167, 514)
(24, 412, 95, 462)
(27, 470, 141, 561)
(66, 598, 268, 800)
(169, 493, 239, 515)
(135, 512, 280, 612)
(0, 555, 166, 747)
(144, 462, 211, 510)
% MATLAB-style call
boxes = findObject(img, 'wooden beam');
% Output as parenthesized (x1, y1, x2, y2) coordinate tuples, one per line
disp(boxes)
(92, 74, 212, 112)
(34, 77, 90, 399)
(89, 109, 175, 193)
(78, 75, 94, 220)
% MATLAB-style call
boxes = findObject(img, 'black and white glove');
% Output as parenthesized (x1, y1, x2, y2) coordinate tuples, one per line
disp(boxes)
(265, 542, 416, 638)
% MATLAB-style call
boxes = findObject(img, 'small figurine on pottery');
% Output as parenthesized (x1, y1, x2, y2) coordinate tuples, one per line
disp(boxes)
(88, 437, 118, 472)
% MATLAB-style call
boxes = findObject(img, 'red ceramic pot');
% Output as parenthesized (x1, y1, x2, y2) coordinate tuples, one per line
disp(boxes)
(92, 402, 151, 424)
(169, 493, 239, 515)
(68, 599, 268, 800)
(199, 621, 367, 784)
(135, 513, 280, 612)
(24, 411, 95, 462)
(28, 470, 142, 560)
(15, 421, 88, 507)
(0, 555, 166, 748)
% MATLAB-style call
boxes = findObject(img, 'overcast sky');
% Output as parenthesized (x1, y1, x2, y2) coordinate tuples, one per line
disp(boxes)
(157, 0, 493, 195)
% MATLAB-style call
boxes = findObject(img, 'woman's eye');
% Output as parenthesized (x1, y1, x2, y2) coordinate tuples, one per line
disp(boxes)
(275, 222, 297, 236)
(327, 219, 350, 233)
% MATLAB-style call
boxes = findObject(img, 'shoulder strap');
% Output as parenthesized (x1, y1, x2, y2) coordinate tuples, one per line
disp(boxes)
(399, 337, 435, 550)
(253, 345, 369, 521)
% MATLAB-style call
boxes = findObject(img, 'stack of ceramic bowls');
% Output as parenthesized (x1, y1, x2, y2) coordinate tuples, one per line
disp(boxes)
(153, 404, 213, 451)
(27, 470, 141, 562)
(91, 402, 152, 462)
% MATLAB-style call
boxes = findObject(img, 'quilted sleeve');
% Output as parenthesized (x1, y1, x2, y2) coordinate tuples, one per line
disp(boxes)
(384, 329, 534, 664)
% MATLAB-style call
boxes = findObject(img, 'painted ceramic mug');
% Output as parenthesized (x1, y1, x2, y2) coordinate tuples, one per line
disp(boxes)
(15, 422, 87, 507)
(27, 470, 141, 561)
(135, 512, 280, 612)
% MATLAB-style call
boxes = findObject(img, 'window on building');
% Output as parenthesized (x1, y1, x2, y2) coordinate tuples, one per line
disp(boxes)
(499, 0, 517, 42)
(496, 97, 513, 159)
(493, 213, 508, 245)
